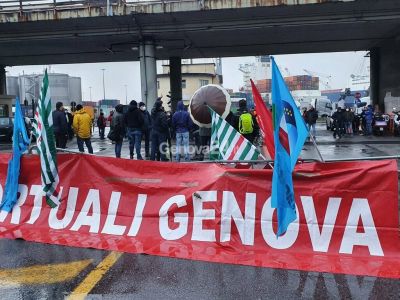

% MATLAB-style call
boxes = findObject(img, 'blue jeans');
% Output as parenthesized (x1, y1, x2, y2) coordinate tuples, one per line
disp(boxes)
(151, 131, 167, 161)
(175, 131, 190, 162)
(77, 137, 93, 154)
(115, 141, 122, 158)
(127, 128, 142, 159)
(366, 120, 373, 135)
(307, 123, 316, 137)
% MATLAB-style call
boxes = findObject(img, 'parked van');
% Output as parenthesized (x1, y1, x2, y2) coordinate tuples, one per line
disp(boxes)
(309, 97, 333, 118)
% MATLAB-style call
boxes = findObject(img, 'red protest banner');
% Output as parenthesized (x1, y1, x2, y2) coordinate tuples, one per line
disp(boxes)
(0, 154, 399, 279)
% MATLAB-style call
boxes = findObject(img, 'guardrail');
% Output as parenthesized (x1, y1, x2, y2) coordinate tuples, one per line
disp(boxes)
(0, 0, 180, 13)
(52, 147, 400, 163)
(0, 0, 171, 14)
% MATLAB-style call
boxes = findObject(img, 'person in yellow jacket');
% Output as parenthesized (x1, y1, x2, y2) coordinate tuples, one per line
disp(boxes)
(72, 104, 94, 154)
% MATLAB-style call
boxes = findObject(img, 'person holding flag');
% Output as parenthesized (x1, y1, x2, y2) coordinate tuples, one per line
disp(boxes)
(0, 97, 30, 212)
(271, 57, 308, 236)
(32, 69, 60, 208)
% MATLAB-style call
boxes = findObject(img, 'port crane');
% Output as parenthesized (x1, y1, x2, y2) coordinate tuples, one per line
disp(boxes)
(303, 69, 332, 90)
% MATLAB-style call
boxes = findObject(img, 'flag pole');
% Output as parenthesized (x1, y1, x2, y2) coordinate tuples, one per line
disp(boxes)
(308, 132, 325, 162)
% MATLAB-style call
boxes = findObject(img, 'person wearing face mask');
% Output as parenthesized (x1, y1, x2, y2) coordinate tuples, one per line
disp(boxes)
(139, 102, 152, 159)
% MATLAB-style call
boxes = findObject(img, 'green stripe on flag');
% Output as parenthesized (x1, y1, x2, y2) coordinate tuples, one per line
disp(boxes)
(33, 69, 60, 208)
(219, 122, 230, 142)
(238, 142, 252, 160)
(209, 107, 260, 162)
(272, 103, 277, 130)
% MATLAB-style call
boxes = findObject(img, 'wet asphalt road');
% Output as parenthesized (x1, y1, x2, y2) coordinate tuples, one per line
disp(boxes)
(0, 123, 399, 299)
(0, 239, 399, 300)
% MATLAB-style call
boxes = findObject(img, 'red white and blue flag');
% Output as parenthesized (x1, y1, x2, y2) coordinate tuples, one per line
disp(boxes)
(271, 57, 309, 236)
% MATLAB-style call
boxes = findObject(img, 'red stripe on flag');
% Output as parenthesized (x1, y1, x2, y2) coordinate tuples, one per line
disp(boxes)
(251, 79, 290, 157)
(251, 80, 275, 159)
(228, 135, 245, 160)
(280, 129, 290, 154)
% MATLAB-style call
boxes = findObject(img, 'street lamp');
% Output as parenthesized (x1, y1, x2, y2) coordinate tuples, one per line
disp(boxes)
(124, 84, 128, 105)
(101, 68, 106, 101)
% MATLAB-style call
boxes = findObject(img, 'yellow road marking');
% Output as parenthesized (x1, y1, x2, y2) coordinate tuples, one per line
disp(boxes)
(0, 259, 93, 286)
(67, 251, 123, 300)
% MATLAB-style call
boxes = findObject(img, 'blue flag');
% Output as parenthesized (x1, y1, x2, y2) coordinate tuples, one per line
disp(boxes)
(0, 97, 30, 212)
(271, 58, 308, 236)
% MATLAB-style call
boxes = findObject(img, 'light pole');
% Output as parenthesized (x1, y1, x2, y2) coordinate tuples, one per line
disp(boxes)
(101, 68, 106, 101)
(124, 84, 128, 105)
(89, 86, 92, 102)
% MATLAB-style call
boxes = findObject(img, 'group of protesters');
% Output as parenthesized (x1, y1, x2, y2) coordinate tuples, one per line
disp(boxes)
(330, 106, 370, 139)
(328, 105, 400, 138)
(105, 98, 259, 161)
(52, 102, 94, 153)
(301, 102, 400, 140)
(108, 100, 157, 160)
(51, 97, 261, 161)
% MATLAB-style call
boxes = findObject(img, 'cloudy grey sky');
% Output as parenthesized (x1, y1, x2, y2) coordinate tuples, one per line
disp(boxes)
(6, 51, 369, 103)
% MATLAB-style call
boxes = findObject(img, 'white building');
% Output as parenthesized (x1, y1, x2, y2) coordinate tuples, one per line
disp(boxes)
(6, 73, 82, 108)
(239, 55, 272, 91)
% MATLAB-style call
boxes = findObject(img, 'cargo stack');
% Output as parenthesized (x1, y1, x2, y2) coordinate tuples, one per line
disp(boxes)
(255, 75, 319, 93)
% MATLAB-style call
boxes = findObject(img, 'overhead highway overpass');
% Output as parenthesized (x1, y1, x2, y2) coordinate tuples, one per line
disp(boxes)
(0, 0, 399, 110)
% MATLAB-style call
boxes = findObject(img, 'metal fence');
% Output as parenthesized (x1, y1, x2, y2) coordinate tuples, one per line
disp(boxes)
(51, 147, 400, 164)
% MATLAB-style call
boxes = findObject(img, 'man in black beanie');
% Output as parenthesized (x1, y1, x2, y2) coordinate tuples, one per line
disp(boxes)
(124, 100, 144, 159)
(52, 101, 68, 148)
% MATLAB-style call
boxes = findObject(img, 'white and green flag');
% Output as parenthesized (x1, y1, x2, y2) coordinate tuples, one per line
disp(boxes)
(32, 70, 60, 208)
(210, 109, 260, 161)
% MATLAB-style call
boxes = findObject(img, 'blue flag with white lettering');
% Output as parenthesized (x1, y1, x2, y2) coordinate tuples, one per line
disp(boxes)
(271, 58, 308, 236)
(0, 97, 30, 212)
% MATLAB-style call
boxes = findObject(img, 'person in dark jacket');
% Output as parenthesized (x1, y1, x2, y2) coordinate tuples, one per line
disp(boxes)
(52, 102, 68, 148)
(97, 112, 107, 140)
(110, 104, 125, 158)
(301, 107, 307, 122)
(305, 104, 318, 138)
(172, 101, 192, 161)
(198, 126, 211, 161)
(65, 109, 74, 140)
(191, 123, 202, 160)
(225, 111, 238, 131)
(332, 107, 345, 139)
(124, 100, 144, 159)
(343, 108, 354, 135)
(364, 106, 374, 136)
(151, 100, 169, 161)
(139, 102, 152, 159)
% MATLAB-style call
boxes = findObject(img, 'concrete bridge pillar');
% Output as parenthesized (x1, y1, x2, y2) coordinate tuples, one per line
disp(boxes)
(0, 65, 6, 95)
(370, 39, 400, 113)
(139, 40, 157, 110)
(169, 57, 182, 112)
